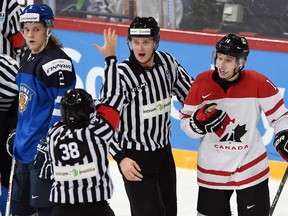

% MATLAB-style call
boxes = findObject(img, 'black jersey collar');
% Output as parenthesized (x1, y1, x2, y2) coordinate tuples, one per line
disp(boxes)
(128, 51, 163, 72)
(212, 69, 242, 92)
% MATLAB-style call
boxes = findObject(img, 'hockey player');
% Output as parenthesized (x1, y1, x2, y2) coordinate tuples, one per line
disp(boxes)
(6, 4, 76, 216)
(109, 17, 193, 216)
(35, 28, 123, 216)
(180, 33, 288, 216)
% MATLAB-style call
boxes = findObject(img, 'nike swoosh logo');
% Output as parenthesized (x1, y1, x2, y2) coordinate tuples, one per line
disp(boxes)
(247, 204, 255, 209)
(202, 93, 211, 99)
(32, 195, 39, 199)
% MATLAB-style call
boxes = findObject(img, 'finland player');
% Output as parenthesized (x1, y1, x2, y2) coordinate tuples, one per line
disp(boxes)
(180, 34, 288, 216)
(6, 4, 76, 216)
(35, 28, 123, 216)
(109, 17, 193, 216)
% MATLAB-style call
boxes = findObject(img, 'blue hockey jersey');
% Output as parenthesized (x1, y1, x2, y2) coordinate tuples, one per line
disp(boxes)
(14, 48, 76, 163)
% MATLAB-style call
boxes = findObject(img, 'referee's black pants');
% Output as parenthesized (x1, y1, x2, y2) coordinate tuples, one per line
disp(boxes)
(51, 201, 115, 216)
(121, 144, 177, 216)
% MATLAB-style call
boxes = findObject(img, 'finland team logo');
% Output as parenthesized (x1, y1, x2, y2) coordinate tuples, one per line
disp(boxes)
(19, 83, 35, 115)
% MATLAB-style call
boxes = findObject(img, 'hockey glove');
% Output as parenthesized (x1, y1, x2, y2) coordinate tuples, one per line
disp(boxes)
(273, 130, 288, 162)
(34, 139, 52, 179)
(6, 129, 16, 157)
(190, 103, 227, 134)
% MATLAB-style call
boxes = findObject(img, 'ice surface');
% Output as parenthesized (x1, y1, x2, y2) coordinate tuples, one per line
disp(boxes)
(109, 160, 288, 216)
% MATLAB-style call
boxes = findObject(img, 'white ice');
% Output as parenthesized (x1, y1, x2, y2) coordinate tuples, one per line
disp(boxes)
(109, 160, 288, 216)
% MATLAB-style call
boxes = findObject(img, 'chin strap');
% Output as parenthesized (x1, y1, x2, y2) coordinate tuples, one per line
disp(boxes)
(224, 68, 239, 81)
(45, 28, 52, 46)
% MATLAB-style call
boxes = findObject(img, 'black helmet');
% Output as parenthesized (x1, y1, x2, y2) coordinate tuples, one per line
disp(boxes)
(216, 34, 249, 59)
(60, 89, 95, 124)
(128, 16, 160, 42)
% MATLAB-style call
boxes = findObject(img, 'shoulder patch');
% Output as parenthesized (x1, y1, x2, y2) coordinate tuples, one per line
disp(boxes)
(42, 59, 72, 76)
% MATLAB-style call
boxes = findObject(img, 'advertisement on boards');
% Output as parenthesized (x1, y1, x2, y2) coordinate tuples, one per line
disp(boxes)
(53, 29, 288, 163)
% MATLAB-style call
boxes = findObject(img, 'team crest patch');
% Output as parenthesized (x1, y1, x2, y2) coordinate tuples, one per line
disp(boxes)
(19, 84, 35, 115)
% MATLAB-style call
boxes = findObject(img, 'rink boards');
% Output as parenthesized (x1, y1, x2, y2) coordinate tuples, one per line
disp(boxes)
(54, 17, 288, 180)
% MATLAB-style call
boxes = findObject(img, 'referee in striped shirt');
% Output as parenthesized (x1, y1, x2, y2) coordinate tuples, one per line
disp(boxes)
(37, 28, 123, 216)
(0, 53, 18, 214)
(0, 0, 24, 61)
(109, 17, 193, 216)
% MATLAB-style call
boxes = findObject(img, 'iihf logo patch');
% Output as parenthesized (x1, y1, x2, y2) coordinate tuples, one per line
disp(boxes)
(19, 84, 35, 115)
(165, 70, 171, 79)
(0, 12, 4, 22)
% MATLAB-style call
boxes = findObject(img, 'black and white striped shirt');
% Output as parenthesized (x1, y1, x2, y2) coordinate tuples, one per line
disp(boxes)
(46, 57, 124, 204)
(0, 53, 18, 112)
(0, 0, 22, 60)
(110, 51, 193, 160)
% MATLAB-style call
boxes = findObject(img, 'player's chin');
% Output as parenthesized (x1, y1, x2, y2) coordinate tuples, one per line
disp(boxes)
(28, 43, 36, 50)
(218, 71, 229, 78)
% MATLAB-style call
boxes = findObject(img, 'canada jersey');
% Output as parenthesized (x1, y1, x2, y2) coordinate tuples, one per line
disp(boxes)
(180, 69, 288, 190)
(110, 51, 193, 156)
(14, 48, 76, 164)
(47, 114, 114, 204)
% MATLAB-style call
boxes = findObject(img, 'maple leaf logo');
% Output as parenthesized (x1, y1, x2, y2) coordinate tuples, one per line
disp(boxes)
(220, 124, 247, 142)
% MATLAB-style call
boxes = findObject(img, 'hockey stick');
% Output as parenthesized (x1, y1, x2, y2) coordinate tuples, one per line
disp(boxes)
(268, 166, 288, 216)
(5, 158, 16, 216)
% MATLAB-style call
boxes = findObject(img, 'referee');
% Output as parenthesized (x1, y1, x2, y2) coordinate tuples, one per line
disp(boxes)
(36, 28, 123, 216)
(110, 17, 193, 216)
(0, 0, 24, 61)
(0, 53, 19, 215)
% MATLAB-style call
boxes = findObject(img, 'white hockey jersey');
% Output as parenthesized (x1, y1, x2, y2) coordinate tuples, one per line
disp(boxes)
(180, 69, 288, 190)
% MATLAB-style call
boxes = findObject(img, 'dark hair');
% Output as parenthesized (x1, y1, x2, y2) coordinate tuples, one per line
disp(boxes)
(46, 35, 63, 49)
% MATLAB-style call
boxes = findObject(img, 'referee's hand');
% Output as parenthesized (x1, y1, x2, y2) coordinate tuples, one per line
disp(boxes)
(93, 28, 118, 57)
(120, 157, 143, 181)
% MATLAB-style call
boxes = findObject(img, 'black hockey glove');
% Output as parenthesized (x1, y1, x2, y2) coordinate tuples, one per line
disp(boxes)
(34, 139, 52, 179)
(273, 130, 288, 162)
(190, 103, 227, 134)
(6, 129, 16, 157)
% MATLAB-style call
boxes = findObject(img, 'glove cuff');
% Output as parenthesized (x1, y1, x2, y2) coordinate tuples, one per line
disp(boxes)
(274, 130, 288, 162)
(189, 111, 205, 135)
